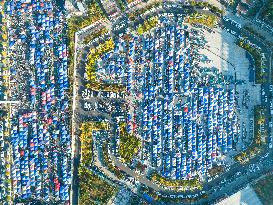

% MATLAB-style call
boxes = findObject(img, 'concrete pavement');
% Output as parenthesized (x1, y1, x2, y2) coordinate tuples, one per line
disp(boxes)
(69, 1, 273, 205)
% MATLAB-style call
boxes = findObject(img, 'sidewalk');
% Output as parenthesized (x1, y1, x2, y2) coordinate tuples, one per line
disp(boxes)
(216, 185, 263, 205)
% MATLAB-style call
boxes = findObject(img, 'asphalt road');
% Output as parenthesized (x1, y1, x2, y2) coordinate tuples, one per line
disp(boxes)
(110, 6, 273, 205)
(70, 1, 273, 205)
(155, 11, 273, 203)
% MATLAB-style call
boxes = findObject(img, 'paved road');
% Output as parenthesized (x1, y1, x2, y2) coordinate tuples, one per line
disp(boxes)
(70, 20, 112, 205)
(70, 1, 273, 205)
(159, 11, 273, 203)
(109, 4, 273, 205)
(111, 155, 163, 192)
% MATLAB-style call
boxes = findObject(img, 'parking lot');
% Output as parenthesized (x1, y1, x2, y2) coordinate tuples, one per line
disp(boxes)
(78, 14, 245, 184)
(4, 0, 71, 203)
(71, 2, 273, 204)
(195, 26, 261, 156)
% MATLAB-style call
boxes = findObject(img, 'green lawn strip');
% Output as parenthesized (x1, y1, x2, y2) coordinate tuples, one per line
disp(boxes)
(150, 172, 202, 191)
(0, 3, 11, 203)
(236, 39, 265, 84)
(79, 122, 118, 205)
(85, 38, 127, 92)
(234, 106, 266, 163)
(118, 123, 141, 164)
(67, 0, 106, 84)
(79, 122, 109, 165)
(79, 165, 118, 205)
(185, 12, 219, 28)
(136, 16, 159, 35)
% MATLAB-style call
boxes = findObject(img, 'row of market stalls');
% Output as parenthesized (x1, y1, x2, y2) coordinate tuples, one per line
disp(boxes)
(5, 0, 71, 203)
(0, 120, 11, 202)
(96, 20, 240, 180)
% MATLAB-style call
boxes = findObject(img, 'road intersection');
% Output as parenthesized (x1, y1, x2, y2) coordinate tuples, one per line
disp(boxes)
(70, 1, 273, 204)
